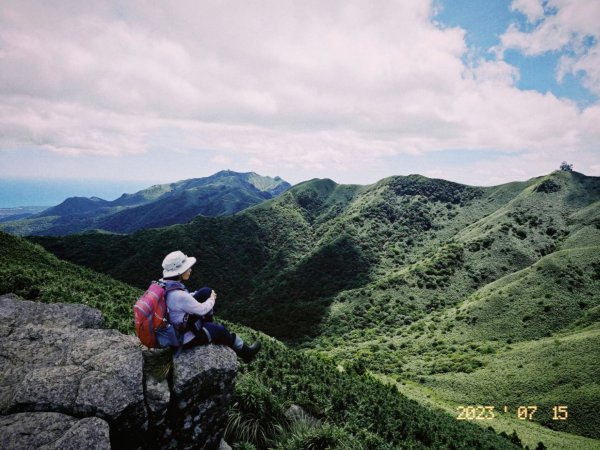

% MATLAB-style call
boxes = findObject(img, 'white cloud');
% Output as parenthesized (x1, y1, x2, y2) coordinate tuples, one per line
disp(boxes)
(502, 0, 600, 52)
(0, 0, 598, 186)
(559, 45, 600, 96)
(210, 154, 233, 166)
(499, 0, 600, 95)
(465, 59, 520, 86)
(510, 0, 545, 23)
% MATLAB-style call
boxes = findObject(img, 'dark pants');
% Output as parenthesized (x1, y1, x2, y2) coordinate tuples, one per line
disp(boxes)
(182, 320, 235, 349)
(183, 286, 233, 349)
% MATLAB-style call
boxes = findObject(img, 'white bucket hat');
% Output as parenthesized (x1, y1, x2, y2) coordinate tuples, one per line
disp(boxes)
(162, 250, 197, 278)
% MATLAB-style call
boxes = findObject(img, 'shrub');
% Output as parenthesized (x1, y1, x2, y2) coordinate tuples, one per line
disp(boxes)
(226, 374, 287, 447)
(272, 420, 360, 450)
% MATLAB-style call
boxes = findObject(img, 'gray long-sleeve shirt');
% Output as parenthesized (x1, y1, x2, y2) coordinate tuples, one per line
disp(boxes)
(166, 289, 215, 344)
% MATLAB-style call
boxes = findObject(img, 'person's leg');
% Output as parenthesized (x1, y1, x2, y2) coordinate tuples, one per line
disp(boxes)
(192, 287, 214, 322)
(182, 328, 209, 349)
(202, 322, 240, 348)
(193, 287, 213, 301)
(202, 322, 261, 363)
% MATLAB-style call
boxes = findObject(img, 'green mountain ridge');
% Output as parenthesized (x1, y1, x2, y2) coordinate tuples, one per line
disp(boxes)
(0, 170, 291, 236)
(27, 170, 600, 447)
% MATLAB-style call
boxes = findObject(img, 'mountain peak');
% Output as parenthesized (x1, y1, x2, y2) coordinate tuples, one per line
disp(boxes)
(38, 196, 110, 217)
(4, 171, 291, 235)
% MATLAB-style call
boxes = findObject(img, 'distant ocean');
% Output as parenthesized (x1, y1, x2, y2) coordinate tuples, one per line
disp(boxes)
(0, 178, 153, 208)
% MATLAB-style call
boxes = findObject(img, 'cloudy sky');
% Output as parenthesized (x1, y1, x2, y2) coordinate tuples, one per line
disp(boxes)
(1, 0, 599, 196)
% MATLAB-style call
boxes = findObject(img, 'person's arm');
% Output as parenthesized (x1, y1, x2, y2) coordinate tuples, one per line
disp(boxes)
(178, 290, 216, 316)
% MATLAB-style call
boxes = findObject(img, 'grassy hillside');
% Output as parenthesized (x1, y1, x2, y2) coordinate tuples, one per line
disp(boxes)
(424, 325, 600, 438)
(0, 231, 523, 449)
(0, 232, 137, 333)
(450, 247, 600, 342)
(390, 377, 600, 450)
(28, 170, 600, 446)
(380, 246, 600, 441)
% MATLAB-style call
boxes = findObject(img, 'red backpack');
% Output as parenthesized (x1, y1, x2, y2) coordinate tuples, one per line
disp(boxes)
(134, 281, 182, 348)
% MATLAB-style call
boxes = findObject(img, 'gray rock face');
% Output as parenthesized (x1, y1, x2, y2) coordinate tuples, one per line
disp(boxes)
(0, 293, 104, 331)
(0, 294, 239, 450)
(0, 294, 145, 448)
(218, 439, 233, 450)
(168, 345, 239, 449)
(0, 412, 110, 450)
(143, 348, 172, 433)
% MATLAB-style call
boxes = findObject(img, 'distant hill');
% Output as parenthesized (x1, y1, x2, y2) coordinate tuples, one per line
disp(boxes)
(0, 206, 48, 223)
(31, 169, 600, 447)
(0, 171, 290, 235)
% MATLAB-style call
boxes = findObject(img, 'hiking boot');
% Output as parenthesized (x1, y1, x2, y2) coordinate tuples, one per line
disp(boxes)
(237, 341, 261, 363)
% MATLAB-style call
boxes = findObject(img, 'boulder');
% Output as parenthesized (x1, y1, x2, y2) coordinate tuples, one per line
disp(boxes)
(0, 412, 110, 450)
(143, 348, 172, 433)
(160, 345, 239, 449)
(0, 293, 104, 330)
(141, 343, 240, 450)
(0, 294, 146, 448)
(0, 294, 239, 450)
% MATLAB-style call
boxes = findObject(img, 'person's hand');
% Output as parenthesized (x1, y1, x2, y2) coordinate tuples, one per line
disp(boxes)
(210, 290, 217, 302)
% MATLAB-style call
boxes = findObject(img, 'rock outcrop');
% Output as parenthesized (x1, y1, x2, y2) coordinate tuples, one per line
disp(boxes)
(0, 412, 110, 450)
(144, 345, 239, 449)
(0, 294, 239, 449)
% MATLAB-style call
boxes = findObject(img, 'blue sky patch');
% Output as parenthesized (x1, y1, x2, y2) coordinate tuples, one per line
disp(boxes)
(435, 0, 597, 106)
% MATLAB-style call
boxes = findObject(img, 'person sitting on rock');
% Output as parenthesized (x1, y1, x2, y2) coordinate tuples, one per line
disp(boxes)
(161, 250, 261, 363)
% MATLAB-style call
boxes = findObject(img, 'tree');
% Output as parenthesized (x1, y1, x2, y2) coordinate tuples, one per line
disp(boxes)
(560, 161, 573, 171)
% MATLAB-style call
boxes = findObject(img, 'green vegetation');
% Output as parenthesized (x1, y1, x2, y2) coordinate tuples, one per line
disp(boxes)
(424, 326, 600, 438)
(0, 232, 521, 449)
(226, 335, 522, 449)
(0, 232, 137, 333)
(450, 247, 600, 342)
(389, 378, 600, 450)
(23, 169, 600, 447)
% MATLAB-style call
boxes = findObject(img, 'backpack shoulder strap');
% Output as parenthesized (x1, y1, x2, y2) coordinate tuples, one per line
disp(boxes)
(161, 281, 187, 321)
(161, 281, 186, 295)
